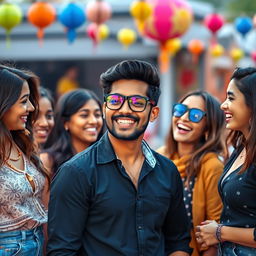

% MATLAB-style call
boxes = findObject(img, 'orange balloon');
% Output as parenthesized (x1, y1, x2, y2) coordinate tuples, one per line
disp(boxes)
(27, 2, 56, 42)
(188, 39, 204, 55)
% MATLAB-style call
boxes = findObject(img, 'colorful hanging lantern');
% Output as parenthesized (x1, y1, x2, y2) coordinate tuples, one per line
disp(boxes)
(251, 50, 256, 64)
(87, 22, 98, 47)
(210, 44, 224, 58)
(86, 0, 112, 25)
(0, 3, 22, 47)
(235, 16, 253, 37)
(188, 39, 204, 63)
(87, 23, 109, 48)
(230, 47, 244, 63)
(253, 14, 256, 28)
(204, 13, 224, 45)
(85, 0, 111, 47)
(165, 38, 182, 56)
(27, 2, 56, 46)
(98, 24, 109, 41)
(117, 28, 137, 49)
(142, 0, 193, 72)
(130, 0, 152, 33)
(59, 3, 86, 43)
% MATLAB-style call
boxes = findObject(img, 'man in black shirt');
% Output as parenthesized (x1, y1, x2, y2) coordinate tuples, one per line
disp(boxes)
(47, 60, 192, 256)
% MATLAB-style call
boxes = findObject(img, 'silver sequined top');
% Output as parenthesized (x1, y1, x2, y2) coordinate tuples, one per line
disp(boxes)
(0, 155, 47, 232)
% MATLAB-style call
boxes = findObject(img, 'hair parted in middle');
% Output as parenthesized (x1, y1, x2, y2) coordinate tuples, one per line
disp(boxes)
(43, 88, 104, 174)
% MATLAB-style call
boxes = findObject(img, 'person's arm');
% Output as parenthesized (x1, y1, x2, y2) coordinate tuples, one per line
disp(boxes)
(201, 246, 217, 256)
(197, 220, 256, 248)
(47, 162, 91, 255)
(164, 166, 192, 256)
(169, 251, 190, 256)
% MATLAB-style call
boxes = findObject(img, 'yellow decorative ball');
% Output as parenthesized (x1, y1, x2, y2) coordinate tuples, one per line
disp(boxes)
(117, 28, 137, 48)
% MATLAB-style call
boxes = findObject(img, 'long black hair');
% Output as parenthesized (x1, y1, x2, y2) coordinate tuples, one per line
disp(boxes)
(44, 89, 104, 174)
(228, 67, 256, 173)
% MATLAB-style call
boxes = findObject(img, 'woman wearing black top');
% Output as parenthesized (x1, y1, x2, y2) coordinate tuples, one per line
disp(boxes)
(196, 67, 256, 255)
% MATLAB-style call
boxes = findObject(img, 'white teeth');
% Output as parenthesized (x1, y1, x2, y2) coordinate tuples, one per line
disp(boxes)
(86, 127, 97, 132)
(36, 130, 47, 135)
(117, 119, 134, 124)
(177, 123, 191, 131)
(226, 114, 232, 118)
(21, 116, 27, 121)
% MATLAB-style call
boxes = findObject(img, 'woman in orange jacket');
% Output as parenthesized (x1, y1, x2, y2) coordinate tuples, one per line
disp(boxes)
(157, 90, 228, 256)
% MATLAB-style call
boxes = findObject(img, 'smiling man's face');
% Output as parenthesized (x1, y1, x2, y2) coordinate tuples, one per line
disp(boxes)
(103, 79, 156, 141)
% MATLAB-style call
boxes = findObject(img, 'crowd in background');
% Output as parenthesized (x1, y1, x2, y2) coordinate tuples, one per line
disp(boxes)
(0, 61, 256, 256)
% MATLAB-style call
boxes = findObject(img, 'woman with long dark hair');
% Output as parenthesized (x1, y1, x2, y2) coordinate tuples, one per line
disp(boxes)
(33, 87, 55, 151)
(41, 88, 104, 175)
(0, 64, 50, 255)
(197, 68, 256, 255)
(157, 90, 227, 256)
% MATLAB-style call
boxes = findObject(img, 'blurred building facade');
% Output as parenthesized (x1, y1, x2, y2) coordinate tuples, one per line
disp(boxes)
(0, 0, 255, 147)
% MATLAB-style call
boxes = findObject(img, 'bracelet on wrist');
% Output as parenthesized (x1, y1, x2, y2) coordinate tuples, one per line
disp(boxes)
(253, 227, 256, 241)
(215, 224, 223, 243)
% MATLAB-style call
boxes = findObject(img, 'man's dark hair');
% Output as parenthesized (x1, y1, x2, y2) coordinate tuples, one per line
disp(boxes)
(100, 60, 161, 105)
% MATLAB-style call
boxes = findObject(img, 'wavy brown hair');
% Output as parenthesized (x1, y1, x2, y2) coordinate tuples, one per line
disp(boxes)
(165, 90, 228, 183)
(0, 64, 50, 182)
(228, 67, 256, 173)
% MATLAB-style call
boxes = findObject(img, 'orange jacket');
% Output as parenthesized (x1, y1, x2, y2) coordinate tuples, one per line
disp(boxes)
(157, 147, 223, 256)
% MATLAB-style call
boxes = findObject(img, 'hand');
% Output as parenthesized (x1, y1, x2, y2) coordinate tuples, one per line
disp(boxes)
(195, 220, 219, 248)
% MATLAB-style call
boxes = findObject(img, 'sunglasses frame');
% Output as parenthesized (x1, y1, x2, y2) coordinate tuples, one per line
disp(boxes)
(172, 103, 206, 123)
(104, 93, 155, 112)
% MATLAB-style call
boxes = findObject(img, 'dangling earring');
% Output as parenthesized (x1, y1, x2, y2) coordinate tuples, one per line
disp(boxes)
(205, 132, 209, 141)
(23, 129, 30, 136)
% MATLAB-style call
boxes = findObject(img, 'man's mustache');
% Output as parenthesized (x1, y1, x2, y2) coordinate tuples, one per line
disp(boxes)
(112, 115, 139, 122)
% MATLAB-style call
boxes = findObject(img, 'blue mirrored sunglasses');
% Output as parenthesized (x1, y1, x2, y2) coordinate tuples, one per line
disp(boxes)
(172, 103, 206, 123)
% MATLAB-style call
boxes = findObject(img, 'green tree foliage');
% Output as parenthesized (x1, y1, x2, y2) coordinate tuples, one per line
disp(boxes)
(193, 0, 256, 19)
(227, 0, 256, 18)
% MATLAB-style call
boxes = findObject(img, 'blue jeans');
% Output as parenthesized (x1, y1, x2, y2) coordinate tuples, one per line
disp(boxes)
(0, 226, 44, 256)
(218, 241, 256, 256)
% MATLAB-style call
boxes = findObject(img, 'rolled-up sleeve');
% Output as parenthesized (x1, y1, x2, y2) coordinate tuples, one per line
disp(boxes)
(163, 169, 192, 255)
(47, 162, 91, 256)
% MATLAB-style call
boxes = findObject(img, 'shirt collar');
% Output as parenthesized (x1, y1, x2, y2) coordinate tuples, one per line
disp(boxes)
(96, 132, 156, 168)
(141, 140, 156, 168)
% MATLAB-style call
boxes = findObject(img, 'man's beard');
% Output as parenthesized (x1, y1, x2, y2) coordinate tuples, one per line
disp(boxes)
(106, 113, 151, 141)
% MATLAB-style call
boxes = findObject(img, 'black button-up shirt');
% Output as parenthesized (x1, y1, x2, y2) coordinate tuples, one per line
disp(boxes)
(47, 132, 191, 256)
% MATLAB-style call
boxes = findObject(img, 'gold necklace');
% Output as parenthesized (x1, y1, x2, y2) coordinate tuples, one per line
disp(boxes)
(5, 160, 34, 182)
(8, 148, 22, 161)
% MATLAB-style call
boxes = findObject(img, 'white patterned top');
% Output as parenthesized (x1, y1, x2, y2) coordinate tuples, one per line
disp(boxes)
(0, 155, 47, 232)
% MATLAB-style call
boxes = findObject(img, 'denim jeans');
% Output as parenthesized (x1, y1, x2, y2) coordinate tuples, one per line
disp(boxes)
(218, 241, 256, 256)
(0, 226, 44, 256)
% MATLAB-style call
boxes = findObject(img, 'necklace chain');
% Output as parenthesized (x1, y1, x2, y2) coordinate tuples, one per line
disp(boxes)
(5, 160, 34, 182)
(8, 147, 22, 162)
